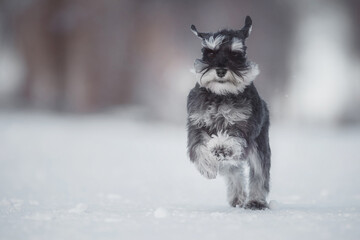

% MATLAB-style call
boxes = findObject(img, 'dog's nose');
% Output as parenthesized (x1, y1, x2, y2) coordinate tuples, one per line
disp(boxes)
(216, 68, 227, 78)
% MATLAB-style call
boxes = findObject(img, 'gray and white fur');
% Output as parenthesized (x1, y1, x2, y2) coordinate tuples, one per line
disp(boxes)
(187, 16, 271, 210)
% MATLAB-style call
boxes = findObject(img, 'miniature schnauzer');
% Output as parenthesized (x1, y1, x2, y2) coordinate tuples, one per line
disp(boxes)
(187, 16, 271, 210)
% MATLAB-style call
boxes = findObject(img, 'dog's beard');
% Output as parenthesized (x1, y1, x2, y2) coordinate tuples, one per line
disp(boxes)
(194, 59, 259, 95)
(200, 69, 239, 95)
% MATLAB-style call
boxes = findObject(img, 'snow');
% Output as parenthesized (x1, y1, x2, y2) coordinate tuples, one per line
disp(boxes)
(0, 111, 360, 240)
(154, 207, 168, 218)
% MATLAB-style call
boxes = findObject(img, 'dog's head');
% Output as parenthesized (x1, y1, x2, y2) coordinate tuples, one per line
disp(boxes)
(191, 16, 259, 95)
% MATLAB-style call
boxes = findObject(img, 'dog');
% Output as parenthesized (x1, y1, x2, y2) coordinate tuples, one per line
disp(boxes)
(187, 16, 271, 210)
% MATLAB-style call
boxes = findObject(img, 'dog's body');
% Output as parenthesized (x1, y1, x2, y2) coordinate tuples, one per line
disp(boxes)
(187, 16, 271, 210)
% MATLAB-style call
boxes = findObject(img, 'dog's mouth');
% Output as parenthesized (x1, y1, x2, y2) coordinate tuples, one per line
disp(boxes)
(198, 67, 244, 87)
(215, 79, 229, 84)
(208, 75, 238, 86)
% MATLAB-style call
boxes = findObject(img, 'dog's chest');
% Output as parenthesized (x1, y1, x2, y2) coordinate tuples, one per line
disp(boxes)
(189, 100, 252, 130)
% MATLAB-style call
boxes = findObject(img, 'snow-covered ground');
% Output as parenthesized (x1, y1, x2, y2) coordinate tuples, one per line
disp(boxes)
(0, 111, 359, 240)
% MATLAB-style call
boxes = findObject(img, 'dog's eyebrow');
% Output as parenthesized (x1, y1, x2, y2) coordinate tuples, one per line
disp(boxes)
(231, 38, 244, 52)
(202, 35, 226, 50)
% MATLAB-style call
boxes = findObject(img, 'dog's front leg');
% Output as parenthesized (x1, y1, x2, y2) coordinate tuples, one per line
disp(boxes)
(187, 125, 218, 179)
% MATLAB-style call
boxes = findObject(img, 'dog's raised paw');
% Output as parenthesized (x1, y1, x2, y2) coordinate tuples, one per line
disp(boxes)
(211, 145, 233, 160)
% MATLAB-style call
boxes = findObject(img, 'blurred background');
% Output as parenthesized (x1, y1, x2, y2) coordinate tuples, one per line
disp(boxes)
(0, 0, 359, 125)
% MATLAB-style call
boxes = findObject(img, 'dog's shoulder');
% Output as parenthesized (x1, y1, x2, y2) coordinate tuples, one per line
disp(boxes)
(187, 84, 211, 110)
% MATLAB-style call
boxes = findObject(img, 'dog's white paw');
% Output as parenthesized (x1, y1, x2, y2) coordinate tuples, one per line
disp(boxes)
(210, 144, 233, 161)
(207, 132, 245, 162)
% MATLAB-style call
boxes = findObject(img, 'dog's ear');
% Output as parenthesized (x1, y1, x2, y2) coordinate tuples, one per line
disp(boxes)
(191, 25, 210, 39)
(238, 16, 252, 39)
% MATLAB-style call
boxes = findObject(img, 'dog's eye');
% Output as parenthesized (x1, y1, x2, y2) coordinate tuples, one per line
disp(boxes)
(206, 51, 215, 58)
(231, 52, 241, 58)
